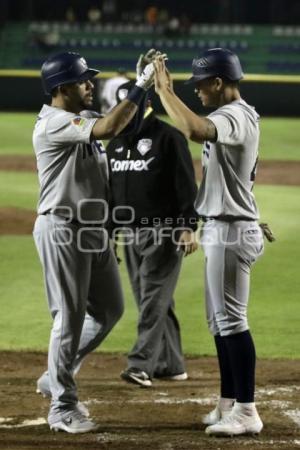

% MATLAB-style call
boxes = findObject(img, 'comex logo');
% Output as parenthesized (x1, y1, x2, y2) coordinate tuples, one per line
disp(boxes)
(110, 157, 155, 172)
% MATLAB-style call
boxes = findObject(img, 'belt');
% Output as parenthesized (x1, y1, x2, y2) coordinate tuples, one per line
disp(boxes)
(202, 215, 255, 223)
(41, 212, 103, 227)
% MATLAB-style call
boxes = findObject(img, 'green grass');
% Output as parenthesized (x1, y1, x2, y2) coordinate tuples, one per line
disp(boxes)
(159, 116, 300, 161)
(0, 185, 299, 358)
(0, 171, 39, 209)
(0, 113, 36, 155)
(0, 112, 299, 161)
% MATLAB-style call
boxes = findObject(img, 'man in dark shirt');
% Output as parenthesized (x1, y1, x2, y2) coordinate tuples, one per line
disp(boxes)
(107, 81, 198, 387)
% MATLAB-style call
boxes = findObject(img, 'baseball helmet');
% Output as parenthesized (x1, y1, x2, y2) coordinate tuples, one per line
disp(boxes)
(185, 48, 243, 84)
(41, 52, 100, 95)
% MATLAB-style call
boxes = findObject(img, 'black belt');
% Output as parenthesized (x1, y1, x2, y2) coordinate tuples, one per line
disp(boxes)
(202, 215, 255, 223)
(41, 212, 103, 227)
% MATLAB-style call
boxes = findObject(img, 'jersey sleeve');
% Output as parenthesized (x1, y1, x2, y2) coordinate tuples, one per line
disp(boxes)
(46, 111, 98, 145)
(208, 105, 246, 146)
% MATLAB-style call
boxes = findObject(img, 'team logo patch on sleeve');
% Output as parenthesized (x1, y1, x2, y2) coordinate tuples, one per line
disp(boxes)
(72, 117, 85, 126)
(137, 139, 152, 156)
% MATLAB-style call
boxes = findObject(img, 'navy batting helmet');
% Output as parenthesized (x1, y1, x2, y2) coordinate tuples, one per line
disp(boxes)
(41, 52, 100, 95)
(185, 48, 243, 84)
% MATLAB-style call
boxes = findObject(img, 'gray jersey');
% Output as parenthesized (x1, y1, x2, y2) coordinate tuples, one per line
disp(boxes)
(33, 105, 109, 222)
(195, 99, 260, 219)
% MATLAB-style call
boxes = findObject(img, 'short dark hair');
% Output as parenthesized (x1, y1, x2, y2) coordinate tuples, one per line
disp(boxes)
(51, 86, 59, 97)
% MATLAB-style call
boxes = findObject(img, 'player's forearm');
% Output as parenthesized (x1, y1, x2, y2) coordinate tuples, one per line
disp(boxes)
(158, 87, 215, 143)
(91, 100, 138, 139)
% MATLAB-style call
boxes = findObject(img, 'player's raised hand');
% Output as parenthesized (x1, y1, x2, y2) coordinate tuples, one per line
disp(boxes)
(136, 61, 155, 90)
(136, 49, 168, 77)
(154, 56, 173, 94)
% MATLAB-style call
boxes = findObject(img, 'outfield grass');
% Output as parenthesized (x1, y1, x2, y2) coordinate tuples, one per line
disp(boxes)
(0, 185, 299, 358)
(0, 171, 39, 209)
(0, 112, 299, 161)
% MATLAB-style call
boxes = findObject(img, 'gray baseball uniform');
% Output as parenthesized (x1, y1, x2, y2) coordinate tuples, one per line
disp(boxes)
(197, 99, 264, 336)
(33, 105, 124, 421)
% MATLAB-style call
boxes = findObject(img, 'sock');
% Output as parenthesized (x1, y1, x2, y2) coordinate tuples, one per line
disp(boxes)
(219, 397, 235, 411)
(224, 330, 256, 403)
(234, 402, 258, 416)
(214, 335, 235, 399)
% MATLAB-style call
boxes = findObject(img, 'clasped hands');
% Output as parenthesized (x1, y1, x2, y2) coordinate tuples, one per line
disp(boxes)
(136, 48, 171, 91)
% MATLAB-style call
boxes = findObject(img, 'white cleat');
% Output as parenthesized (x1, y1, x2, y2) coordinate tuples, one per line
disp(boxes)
(36, 371, 51, 398)
(202, 398, 234, 425)
(121, 368, 152, 387)
(205, 403, 263, 437)
(155, 372, 188, 381)
(49, 410, 99, 434)
(167, 372, 188, 381)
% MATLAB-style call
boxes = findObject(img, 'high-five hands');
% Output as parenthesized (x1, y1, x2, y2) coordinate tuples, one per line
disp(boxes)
(153, 56, 173, 93)
(136, 49, 168, 91)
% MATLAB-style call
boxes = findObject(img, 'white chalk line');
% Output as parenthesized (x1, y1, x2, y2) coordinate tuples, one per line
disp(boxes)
(85, 397, 215, 406)
(284, 409, 300, 427)
(0, 384, 298, 433)
(257, 385, 300, 397)
(242, 439, 300, 446)
(0, 417, 46, 428)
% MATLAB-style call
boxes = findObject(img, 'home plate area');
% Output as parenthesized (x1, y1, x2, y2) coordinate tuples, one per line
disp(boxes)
(0, 352, 299, 450)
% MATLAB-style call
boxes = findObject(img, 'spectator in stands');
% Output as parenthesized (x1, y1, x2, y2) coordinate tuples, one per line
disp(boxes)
(87, 5, 102, 24)
(102, 0, 118, 22)
(145, 6, 159, 27)
(65, 6, 77, 23)
(165, 16, 180, 37)
(98, 68, 129, 114)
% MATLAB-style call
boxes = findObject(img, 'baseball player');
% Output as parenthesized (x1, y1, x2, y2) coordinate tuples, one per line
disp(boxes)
(154, 49, 265, 436)
(99, 67, 129, 114)
(107, 81, 198, 387)
(33, 50, 156, 433)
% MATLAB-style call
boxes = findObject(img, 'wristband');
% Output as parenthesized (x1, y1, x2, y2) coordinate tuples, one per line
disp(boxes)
(127, 85, 146, 106)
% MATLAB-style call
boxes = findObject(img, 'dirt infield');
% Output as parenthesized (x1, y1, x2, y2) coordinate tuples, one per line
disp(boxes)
(0, 352, 299, 450)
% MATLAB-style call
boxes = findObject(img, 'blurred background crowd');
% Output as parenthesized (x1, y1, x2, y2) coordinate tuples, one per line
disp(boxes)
(0, 0, 299, 113)
(2, 0, 300, 25)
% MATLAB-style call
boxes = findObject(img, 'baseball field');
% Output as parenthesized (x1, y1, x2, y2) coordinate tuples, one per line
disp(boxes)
(0, 113, 299, 449)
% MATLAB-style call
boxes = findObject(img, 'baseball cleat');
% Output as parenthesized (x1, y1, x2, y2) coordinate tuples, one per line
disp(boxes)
(202, 398, 235, 425)
(121, 368, 152, 387)
(205, 403, 263, 436)
(154, 372, 188, 381)
(49, 410, 98, 434)
(36, 371, 89, 417)
(36, 371, 51, 397)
